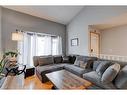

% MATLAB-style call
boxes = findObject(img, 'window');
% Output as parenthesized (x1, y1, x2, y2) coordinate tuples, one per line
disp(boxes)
(36, 36, 52, 56)
(18, 32, 62, 66)
(52, 37, 58, 55)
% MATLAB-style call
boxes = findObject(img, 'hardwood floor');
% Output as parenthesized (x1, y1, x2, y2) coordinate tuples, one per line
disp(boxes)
(1, 73, 91, 90)
(24, 75, 53, 89)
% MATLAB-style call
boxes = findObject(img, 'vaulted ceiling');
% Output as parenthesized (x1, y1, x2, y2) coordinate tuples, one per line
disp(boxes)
(3, 6, 84, 25)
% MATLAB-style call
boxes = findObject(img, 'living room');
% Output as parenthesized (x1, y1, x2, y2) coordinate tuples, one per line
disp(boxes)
(1, 4, 127, 94)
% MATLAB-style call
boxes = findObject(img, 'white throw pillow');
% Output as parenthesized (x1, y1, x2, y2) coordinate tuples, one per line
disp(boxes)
(101, 63, 120, 83)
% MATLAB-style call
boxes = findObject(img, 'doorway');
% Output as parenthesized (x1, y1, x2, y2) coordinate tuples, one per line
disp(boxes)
(89, 32, 100, 57)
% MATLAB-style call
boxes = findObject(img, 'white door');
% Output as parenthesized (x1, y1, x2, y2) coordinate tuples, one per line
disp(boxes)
(90, 32, 99, 56)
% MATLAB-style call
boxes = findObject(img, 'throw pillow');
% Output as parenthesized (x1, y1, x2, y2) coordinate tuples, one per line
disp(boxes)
(114, 65, 127, 89)
(101, 63, 120, 83)
(74, 57, 80, 66)
(93, 61, 101, 71)
(84, 58, 93, 69)
(69, 55, 76, 64)
(62, 56, 70, 63)
(79, 61, 87, 69)
(38, 56, 54, 66)
(96, 61, 111, 76)
(54, 56, 62, 63)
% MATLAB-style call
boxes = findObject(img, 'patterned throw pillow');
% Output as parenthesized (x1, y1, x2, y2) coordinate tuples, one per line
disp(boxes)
(38, 56, 54, 66)
(79, 61, 87, 69)
(54, 56, 62, 63)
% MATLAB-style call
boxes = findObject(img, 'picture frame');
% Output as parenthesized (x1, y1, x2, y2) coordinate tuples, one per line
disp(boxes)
(71, 38, 78, 46)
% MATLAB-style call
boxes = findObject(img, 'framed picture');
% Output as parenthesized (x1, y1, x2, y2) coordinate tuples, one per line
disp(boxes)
(71, 38, 79, 46)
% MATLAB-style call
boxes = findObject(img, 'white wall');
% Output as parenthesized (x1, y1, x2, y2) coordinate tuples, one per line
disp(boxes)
(67, 6, 127, 55)
(100, 24, 127, 56)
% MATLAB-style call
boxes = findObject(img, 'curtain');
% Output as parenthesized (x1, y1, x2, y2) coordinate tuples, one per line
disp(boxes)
(36, 35, 52, 56)
(52, 36, 62, 55)
(58, 36, 62, 55)
(18, 32, 62, 66)
(18, 32, 37, 66)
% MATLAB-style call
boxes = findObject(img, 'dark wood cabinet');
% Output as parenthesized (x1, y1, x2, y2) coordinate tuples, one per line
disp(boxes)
(25, 66, 35, 78)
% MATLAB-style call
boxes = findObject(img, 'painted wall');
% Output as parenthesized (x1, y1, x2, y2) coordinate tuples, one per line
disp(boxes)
(67, 6, 127, 55)
(100, 25, 127, 56)
(1, 8, 66, 54)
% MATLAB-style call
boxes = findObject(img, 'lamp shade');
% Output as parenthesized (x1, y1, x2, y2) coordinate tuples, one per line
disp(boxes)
(12, 32, 23, 41)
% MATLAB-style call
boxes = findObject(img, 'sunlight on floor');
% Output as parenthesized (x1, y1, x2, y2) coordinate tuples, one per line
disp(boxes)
(24, 75, 53, 89)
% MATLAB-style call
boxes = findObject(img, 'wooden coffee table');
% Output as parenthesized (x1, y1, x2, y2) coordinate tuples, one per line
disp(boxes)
(46, 70, 92, 89)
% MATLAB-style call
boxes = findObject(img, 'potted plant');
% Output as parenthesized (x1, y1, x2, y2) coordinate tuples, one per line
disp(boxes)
(4, 50, 20, 65)
(0, 50, 20, 77)
(0, 55, 7, 78)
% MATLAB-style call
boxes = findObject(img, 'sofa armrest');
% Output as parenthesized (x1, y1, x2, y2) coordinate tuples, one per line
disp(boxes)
(33, 56, 39, 67)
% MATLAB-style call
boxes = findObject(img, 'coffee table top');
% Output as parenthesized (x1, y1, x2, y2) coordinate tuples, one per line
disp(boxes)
(46, 70, 92, 89)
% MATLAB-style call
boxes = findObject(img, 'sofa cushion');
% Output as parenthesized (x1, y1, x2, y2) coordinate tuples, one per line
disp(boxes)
(83, 71, 116, 89)
(93, 61, 101, 71)
(96, 61, 111, 76)
(79, 61, 87, 69)
(85, 57, 98, 68)
(83, 71, 101, 85)
(53, 56, 62, 63)
(74, 56, 95, 68)
(62, 56, 70, 63)
(85, 60, 94, 69)
(102, 83, 117, 89)
(36, 64, 64, 74)
(69, 55, 77, 64)
(74, 58, 80, 66)
(74, 56, 93, 68)
(74, 56, 88, 66)
(55, 63, 70, 68)
(64, 64, 86, 77)
(38, 56, 54, 66)
(33, 56, 39, 67)
(101, 63, 120, 83)
(98, 58, 127, 68)
(114, 65, 127, 89)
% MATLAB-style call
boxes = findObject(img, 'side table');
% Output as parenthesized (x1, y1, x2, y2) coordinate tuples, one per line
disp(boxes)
(25, 65, 35, 78)
(5, 64, 26, 76)
(5, 65, 19, 76)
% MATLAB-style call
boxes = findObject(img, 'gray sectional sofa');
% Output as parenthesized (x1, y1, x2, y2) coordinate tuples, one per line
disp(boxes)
(33, 55, 76, 83)
(84, 59, 127, 89)
(33, 55, 127, 89)
(33, 55, 97, 82)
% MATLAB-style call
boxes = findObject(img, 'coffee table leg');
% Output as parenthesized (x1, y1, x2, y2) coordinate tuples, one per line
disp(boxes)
(52, 85, 57, 89)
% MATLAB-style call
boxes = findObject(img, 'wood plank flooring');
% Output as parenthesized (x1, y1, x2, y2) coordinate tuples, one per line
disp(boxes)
(24, 75, 53, 89)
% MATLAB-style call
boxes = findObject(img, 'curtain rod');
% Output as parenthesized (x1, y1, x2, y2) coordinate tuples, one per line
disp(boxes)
(26, 31, 58, 37)
(15, 29, 59, 37)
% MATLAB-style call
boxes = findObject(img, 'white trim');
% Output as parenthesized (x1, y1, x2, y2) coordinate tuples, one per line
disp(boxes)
(89, 53, 127, 62)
